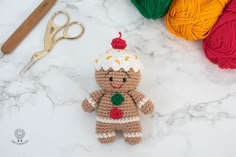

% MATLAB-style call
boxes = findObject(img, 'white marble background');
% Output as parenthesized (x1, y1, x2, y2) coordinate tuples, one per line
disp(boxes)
(0, 0, 236, 157)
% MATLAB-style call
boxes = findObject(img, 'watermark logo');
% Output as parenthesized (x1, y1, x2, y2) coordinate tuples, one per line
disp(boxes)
(12, 128, 29, 145)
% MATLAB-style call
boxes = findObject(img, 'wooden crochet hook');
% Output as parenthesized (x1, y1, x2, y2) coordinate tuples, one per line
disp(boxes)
(1, 0, 57, 54)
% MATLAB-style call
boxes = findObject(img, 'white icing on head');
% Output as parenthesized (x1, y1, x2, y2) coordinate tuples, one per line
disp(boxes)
(95, 49, 143, 73)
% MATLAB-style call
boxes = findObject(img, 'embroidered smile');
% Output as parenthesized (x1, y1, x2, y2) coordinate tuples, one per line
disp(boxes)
(110, 83, 124, 89)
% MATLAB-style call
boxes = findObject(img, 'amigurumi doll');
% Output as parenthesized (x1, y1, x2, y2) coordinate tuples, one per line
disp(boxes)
(81, 32, 154, 145)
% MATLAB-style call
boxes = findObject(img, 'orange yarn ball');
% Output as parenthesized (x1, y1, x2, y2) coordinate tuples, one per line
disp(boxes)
(164, 0, 229, 40)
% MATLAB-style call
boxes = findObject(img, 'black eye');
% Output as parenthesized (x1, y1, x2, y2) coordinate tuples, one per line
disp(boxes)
(123, 78, 127, 83)
(109, 77, 113, 82)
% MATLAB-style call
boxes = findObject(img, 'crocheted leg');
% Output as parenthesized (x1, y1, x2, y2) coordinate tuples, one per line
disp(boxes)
(123, 121, 142, 145)
(96, 121, 115, 144)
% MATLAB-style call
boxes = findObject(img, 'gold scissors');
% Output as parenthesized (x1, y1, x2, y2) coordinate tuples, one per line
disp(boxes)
(20, 11, 84, 75)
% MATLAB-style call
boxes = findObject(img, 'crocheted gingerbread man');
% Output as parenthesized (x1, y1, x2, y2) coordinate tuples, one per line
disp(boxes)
(82, 33, 154, 145)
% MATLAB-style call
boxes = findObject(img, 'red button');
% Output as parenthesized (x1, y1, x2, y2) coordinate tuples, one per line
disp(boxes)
(110, 107, 123, 119)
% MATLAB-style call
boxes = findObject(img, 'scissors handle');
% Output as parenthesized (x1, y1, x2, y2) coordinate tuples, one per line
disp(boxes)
(50, 11, 70, 29)
(60, 21, 85, 40)
(44, 11, 85, 50)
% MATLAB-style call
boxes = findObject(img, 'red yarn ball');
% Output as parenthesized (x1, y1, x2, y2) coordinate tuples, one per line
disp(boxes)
(110, 107, 123, 119)
(203, 0, 236, 69)
(111, 32, 127, 49)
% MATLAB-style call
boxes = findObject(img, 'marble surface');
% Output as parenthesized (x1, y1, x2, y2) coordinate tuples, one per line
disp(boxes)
(0, 0, 236, 157)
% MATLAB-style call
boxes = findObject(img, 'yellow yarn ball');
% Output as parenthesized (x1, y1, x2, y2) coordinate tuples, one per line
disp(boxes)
(165, 0, 229, 40)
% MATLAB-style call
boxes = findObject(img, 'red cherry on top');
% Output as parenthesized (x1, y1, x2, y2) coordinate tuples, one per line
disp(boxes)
(111, 32, 127, 49)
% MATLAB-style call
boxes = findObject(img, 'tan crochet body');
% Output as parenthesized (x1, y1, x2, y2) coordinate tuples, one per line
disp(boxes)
(97, 92, 139, 118)
(82, 68, 154, 145)
(96, 92, 141, 144)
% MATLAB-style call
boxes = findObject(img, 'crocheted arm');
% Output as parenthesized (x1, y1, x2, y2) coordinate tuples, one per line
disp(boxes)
(128, 90, 154, 115)
(82, 90, 105, 112)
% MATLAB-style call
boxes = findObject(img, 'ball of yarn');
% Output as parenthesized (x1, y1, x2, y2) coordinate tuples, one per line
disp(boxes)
(165, 0, 229, 40)
(131, 0, 172, 19)
(203, 0, 236, 69)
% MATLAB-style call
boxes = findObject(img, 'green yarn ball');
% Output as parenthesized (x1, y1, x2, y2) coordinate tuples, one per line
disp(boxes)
(111, 92, 124, 106)
(131, 0, 172, 19)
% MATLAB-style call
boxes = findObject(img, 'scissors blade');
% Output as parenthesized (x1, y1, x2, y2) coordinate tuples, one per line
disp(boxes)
(19, 49, 48, 75)
(19, 58, 37, 75)
(0, 52, 4, 60)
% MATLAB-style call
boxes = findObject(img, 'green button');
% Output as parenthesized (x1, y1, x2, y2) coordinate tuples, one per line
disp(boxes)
(111, 92, 124, 106)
